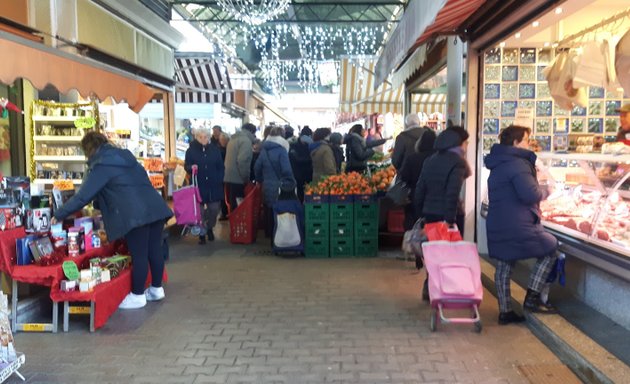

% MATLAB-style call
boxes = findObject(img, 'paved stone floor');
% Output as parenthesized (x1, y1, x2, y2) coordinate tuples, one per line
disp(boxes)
(10, 224, 579, 383)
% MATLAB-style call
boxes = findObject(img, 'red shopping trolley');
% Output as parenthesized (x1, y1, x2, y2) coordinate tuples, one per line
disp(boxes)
(229, 184, 262, 244)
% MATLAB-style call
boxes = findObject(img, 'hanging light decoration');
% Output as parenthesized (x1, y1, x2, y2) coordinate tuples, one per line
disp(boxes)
(216, 0, 291, 26)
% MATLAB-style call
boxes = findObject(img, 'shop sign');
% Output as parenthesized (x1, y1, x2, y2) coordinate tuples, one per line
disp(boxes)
(514, 108, 534, 129)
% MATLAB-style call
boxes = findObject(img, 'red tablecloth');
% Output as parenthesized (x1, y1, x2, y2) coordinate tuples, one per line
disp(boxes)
(0, 227, 168, 330)
(0, 228, 115, 287)
(50, 269, 132, 329)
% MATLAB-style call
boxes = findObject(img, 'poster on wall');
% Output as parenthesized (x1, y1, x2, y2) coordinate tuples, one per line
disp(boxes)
(514, 108, 534, 129)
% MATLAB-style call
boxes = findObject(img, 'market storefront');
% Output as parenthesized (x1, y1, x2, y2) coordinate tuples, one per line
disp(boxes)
(465, 0, 630, 327)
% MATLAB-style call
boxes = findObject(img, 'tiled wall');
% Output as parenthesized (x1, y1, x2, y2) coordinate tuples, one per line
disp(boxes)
(481, 47, 630, 152)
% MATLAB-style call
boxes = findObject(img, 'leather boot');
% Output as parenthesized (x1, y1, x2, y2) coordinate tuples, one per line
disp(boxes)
(498, 310, 526, 325)
(198, 235, 206, 245)
(523, 289, 556, 313)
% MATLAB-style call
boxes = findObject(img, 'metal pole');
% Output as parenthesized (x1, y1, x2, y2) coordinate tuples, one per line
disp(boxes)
(446, 36, 463, 127)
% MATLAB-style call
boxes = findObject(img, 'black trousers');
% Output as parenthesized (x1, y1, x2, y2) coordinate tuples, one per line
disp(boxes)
(226, 183, 245, 214)
(125, 220, 164, 295)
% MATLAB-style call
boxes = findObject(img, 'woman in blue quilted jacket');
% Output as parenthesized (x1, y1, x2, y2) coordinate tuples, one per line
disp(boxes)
(485, 125, 558, 325)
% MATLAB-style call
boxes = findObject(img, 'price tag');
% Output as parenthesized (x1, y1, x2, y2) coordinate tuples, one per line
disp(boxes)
(62, 261, 79, 281)
(69, 306, 91, 315)
(22, 323, 45, 332)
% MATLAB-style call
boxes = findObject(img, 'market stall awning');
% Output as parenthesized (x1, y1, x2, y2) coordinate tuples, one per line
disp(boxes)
(375, 0, 487, 89)
(339, 58, 403, 115)
(0, 31, 158, 113)
(174, 55, 233, 104)
(410, 93, 446, 115)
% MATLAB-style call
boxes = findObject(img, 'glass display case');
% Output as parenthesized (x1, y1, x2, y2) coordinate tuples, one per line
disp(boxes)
(537, 153, 630, 257)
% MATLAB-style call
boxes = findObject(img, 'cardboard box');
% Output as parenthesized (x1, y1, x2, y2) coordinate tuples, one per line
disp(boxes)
(15, 235, 37, 265)
(60, 280, 77, 292)
(29, 208, 51, 232)
(28, 237, 54, 261)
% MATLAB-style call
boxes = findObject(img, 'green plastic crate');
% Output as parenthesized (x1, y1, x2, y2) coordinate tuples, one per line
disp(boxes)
(331, 238, 354, 258)
(305, 238, 329, 258)
(330, 203, 353, 222)
(354, 238, 378, 257)
(354, 221, 378, 238)
(305, 203, 329, 222)
(306, 221, 329, 239)
(354, 202, 378, 221)
(330, 221, 353, 238)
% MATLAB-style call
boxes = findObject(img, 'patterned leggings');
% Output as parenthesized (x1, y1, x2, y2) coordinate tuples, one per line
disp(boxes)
(495, 253, 557, 313)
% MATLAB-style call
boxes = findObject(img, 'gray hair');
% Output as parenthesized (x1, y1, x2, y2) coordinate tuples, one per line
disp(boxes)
(219, 132, 230, 141)
(195, 127, 211, 139)
(269, 126, 285, 137)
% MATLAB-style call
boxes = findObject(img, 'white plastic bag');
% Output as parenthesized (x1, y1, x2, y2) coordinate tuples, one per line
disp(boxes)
(573, 41, 609, 89)
(616, 28, 630, 96)
(173, 164, 187, 188)
(544, 50, 587, 110)
(274, 212, 301, 248)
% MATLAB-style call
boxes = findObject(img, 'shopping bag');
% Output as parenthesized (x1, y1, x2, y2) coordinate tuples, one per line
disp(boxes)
(616, 28, 630, 97)
(385, 179, 410, 206)
(274, 212, 301, 248)
(173, 164, 187, 188)
(173, 168, 203, 228)
(544, 50, 587, 110)
(424, 222, 462, 242)
(573, 41, 609, 89)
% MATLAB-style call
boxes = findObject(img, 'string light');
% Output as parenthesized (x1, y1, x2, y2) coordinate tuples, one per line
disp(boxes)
(216, 0, 291, 26)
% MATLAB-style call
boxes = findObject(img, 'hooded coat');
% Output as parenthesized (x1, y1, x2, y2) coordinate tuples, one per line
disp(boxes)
(310, 141, 337, 182)
(53, 144, 173, 240)
(344, 132, 386, 171)
(484, 144, 558, 261)
(185, 140, 225, 204)
(392, 127, 428, 171)
(414, 129, 469, 224)
(255, 136, 296, 206)
(224, 129, 256, 184)
(289, 135, 313, 184)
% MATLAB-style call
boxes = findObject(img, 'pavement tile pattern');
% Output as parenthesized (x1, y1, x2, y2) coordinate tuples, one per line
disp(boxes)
(11, 225, 578, 384)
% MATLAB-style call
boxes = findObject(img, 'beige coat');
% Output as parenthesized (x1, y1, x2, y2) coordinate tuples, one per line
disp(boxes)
(310, 142, 337, 182)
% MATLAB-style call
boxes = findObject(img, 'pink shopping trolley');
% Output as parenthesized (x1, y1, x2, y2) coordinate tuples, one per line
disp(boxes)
(172, 165, 204, 236)
(421, 240, 483, 332)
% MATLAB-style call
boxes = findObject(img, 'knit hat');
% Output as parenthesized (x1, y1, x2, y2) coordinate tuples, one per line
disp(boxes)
(404, 113, 422, 130)
(329, 132, 343, 145)
(447, 125, 469, 143)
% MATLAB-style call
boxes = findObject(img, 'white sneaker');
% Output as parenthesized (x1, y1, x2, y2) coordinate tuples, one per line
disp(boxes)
(119, 293, 147, 309)
(145, 286, 165, 302)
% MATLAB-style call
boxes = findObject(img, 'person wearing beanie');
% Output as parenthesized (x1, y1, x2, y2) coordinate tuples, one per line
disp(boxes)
(345, 124, 388, 174)
(392, 113, 430, 171)
(413, 126, 471, 301)
(329, 132, 345, 173)
(224, 123, 257, 212)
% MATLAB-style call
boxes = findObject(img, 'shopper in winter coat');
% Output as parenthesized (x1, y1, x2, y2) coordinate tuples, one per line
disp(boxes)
(345, 124, 387, 173)
(414, 126, 470, 231)
(224, 123, 257, 213)
(392, 114, 428, 171)
(329, 132, 345, 173)
(310, 128, 337, 182)
(255, 127, 296, 237)
(414, 126, 470, 301)
(485, 125, 559, 325)
(52, 132, 172, 310)
(399, 128, 436, 230)
(185, 127, 225, 244)
(289, 127, 313, 202)
(217, 133, 230, 221)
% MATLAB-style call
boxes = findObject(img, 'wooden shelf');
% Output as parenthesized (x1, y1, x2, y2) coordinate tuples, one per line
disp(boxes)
(33, 155, 85, 162)
(33, 136, 83, 142)
(32, 116, 80, 122)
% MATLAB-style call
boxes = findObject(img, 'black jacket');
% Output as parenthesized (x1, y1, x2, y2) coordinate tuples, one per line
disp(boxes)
(331, 144, 344, 174)
(414, 130, 470, 224)
(344, 133, 386, 171)
(185, 140, 225, 204)
(399, 129, 436, 188)
(392, 127, 427, 171)
(289, 136, 313, 183)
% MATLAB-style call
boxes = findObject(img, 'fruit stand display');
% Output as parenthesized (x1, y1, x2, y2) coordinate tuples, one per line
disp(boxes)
(304, 172, 382, 258)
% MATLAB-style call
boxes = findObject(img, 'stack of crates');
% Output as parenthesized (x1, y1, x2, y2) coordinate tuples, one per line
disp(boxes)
(329, 195, 354, 258)
(304, 195, 329, 258)
(353, 195, 379, 257)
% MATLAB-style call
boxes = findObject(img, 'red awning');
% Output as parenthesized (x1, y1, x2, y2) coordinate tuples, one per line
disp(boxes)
(410, 0, 487, 52)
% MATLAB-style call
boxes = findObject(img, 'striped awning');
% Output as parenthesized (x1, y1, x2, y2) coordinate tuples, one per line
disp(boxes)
(375, 0, 487, 88)
(174, 55, 233, 104)
(339, 58, 403, 115)
(410, 93, 446, 115)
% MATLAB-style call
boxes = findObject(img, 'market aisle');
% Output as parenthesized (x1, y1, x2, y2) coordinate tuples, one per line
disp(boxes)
(12, 225, 579, 384)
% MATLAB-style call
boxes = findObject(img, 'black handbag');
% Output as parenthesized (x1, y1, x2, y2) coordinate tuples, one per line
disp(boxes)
(386, 179, 411, 206)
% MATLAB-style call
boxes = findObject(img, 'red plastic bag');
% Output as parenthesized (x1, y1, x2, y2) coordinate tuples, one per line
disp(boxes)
(424, 222, 462, 242)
